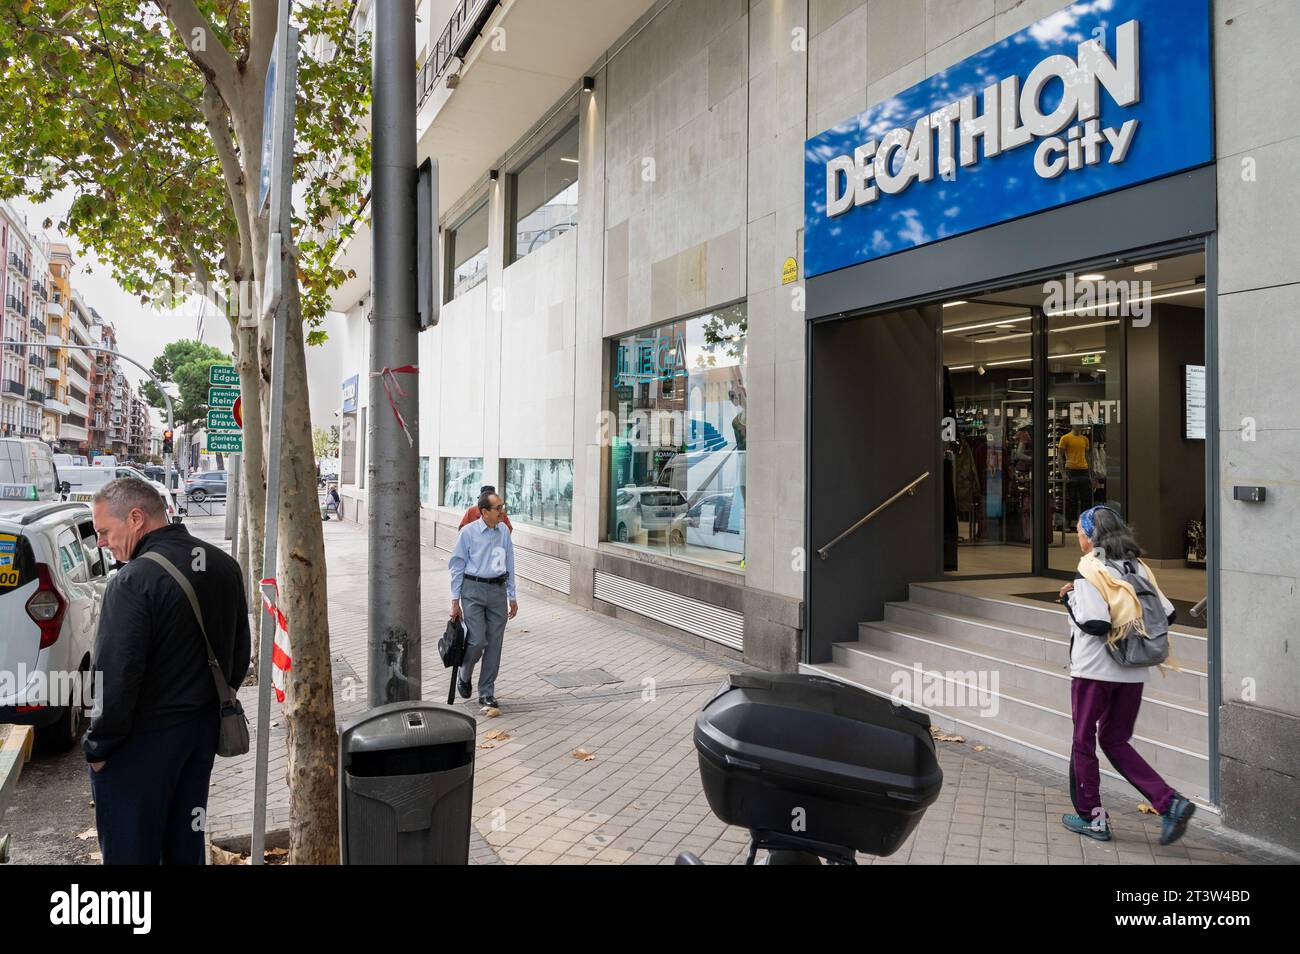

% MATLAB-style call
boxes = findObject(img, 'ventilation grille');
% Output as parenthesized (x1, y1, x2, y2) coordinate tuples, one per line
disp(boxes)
(594, 571, 743, 651)
(516, 546, 571, 595)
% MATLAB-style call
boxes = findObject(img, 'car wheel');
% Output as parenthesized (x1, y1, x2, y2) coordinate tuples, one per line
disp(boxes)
(189, 488, 207, 502)
(616, 523, 629, 542)
(37, 700, 84, 753)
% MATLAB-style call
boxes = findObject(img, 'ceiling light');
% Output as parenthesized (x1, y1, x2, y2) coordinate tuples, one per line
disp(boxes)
(996, 323, 1018, 329)
(942, 300, 968, 308)
(582, 75, 596, 92)
(1045, 285, 1204, 318)
(943, 314, 1031, 335)
(560, 157, 579, 163)
(1078, 273, 1106, 281)
(1133, 262, 1158, 272)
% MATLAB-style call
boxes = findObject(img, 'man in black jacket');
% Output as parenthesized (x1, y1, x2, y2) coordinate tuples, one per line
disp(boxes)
(85, 478, 250, 864)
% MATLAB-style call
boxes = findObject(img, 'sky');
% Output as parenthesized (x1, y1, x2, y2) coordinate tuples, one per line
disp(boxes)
(13, 189, 242, 428)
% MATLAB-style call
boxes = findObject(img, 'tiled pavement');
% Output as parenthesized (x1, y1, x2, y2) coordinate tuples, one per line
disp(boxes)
(196, 515, 1293, 865)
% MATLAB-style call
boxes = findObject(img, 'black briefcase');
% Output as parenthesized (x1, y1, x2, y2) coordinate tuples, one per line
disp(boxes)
(438, 617, 467, 668)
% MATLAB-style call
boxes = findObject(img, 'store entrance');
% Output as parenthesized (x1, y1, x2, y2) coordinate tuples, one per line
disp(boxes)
(941, 249, 1208, 600)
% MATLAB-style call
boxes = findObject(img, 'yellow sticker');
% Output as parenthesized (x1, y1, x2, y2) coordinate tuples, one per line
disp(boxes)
(0, 533, 18, 588)
(781, 256, 798, 285)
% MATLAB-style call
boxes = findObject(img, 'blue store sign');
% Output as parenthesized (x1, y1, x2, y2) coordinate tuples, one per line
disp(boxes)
(341, 374, 359, 414)
(803, 0, 1213, 278)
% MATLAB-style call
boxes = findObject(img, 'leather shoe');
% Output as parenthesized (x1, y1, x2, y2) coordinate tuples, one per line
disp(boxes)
(457, 679, 471, 699)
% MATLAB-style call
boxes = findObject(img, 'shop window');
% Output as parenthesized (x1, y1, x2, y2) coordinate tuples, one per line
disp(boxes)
(419, 456, 431, 503)
(446, 200, 489, 301)
(511, 121, 578, 263)
(607, 303, 747, 570)
(504, 458, 573, 531)
(441, 457, 483, 510)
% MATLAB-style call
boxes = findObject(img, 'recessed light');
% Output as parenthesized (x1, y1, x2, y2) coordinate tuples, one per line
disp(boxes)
(996, 323, 1018, 329)
(1133, 262, 1158, 273)
(1078, 273, 1106, 281)
(942, 300, 968, 308)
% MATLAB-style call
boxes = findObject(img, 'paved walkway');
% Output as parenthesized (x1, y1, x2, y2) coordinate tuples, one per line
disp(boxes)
(197, 515, 1292, 865)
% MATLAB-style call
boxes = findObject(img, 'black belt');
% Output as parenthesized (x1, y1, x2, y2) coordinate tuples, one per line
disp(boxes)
(464, 574, 507, 585)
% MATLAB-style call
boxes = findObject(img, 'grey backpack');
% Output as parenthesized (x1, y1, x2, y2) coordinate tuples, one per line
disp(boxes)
(1106, 559, 1171, 668)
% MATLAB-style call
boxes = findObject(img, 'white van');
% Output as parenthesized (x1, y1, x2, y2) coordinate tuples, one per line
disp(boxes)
(52, 453, 89, 470)
(89, 455, 118, 468)
(63, 465, 182, 523)
(0, 439, 62, 501)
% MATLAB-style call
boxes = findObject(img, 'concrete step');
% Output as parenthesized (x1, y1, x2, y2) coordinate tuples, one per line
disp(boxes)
(828, 639, 1209, 787)
(878, 602, 1208, 705)
(799, 659, 1211, 807)
(909, 579, 1201, 647)
(857, 619, 1208, 742)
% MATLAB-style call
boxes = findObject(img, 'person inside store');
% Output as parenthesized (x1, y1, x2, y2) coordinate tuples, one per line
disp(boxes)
(1058, 423, 1095, 531)
(1056, 505, 1196, 846)
(459, 484, 512, 532)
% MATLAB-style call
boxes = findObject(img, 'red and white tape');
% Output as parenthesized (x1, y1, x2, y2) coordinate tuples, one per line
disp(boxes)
(261, 577, 292, 703)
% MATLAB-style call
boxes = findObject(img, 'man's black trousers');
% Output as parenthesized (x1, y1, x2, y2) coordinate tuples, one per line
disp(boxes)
(88, 711, 220, 864)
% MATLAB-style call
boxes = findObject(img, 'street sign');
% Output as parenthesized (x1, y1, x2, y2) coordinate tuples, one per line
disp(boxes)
(210, 365, 239, 387)
(208, 432, 243, 453)
(209, 386, 240, 408)
(208, 407, 240, 431)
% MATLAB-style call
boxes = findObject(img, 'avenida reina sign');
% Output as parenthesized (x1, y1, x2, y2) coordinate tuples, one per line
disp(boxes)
(803, 0, 1213, 277)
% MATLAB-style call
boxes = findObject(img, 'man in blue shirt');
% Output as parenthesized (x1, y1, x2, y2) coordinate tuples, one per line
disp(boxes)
(449, 491, 518, 708)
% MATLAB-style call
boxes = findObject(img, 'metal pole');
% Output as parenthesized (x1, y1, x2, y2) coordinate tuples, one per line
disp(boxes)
(225, 451, 241, 542)
(251, 1, 297, 864)
(368, 0, 421, 706)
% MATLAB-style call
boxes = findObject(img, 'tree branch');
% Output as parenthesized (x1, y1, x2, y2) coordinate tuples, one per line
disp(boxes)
(199, 83, 253, 279)
(154, 0, 242, 106)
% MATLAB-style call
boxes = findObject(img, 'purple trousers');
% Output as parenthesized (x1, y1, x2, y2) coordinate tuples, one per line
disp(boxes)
(1069, 677, 1176, 821)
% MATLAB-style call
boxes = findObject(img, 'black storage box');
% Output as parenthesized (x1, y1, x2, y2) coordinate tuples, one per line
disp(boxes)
(694, 672, 943, 858)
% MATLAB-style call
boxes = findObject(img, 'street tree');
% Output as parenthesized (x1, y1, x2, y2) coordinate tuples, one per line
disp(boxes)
(140, 339, 232, 429)
(0, 0, 371, 863)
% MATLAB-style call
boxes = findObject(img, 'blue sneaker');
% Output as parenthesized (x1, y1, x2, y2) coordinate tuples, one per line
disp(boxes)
(1062, 812, 1112, 841)
(1159, 795, 1196, 845)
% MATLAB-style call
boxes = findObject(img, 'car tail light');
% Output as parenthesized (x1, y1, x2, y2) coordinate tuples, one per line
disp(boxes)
(26, 563, 66, 649)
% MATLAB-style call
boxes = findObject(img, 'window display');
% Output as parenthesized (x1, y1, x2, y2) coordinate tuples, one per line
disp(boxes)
(608, 304, 746, 570)
(504, 458, 573, 531)
(441, 457, 483, 510)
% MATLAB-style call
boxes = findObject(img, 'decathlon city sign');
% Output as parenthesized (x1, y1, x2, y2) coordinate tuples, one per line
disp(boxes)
(803, 0, 1213, 277)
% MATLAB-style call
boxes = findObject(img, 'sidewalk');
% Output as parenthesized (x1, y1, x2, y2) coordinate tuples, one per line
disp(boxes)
(196, 516, 1290, 865)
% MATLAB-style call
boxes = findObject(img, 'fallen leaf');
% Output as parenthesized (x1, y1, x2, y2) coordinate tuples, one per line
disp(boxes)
(76, 827, 97, 841)
(482, 706, 501, 717)
(973, 744, 986, 752)
(477, 741, 497, 749)
(1138, 802, 1159, 815)
(484, 730, 511, 742)
(209, 844, 246, 865)
(929, 726, 965, 744)
(572, 748, 596, 761)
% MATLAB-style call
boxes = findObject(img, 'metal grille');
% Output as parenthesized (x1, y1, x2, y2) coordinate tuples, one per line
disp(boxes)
(593, 571, 743, 652)
(515, 546, 570, 595)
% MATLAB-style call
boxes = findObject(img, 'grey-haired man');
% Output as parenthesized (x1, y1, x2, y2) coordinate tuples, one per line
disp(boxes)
(449, 491, 517, 708)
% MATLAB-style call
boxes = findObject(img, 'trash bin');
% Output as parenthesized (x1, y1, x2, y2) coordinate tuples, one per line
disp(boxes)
(338, 701, 476, 864)
(694, 672, 943, 859)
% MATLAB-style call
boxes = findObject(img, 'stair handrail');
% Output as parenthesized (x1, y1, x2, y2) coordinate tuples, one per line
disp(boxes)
(816, 471, 930, 561)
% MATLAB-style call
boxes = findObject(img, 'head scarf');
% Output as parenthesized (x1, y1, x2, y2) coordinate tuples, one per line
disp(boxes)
(1079, 505, 1121, 539)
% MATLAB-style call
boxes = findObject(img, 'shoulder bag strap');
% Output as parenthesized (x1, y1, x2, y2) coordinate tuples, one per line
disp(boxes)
(137, 551, 234, 706)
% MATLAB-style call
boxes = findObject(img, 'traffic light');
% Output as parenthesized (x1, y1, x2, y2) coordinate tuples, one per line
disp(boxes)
(162, 429, 174, 454)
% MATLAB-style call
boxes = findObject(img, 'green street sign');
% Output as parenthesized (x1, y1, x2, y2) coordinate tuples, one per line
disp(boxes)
(207, 407, 240, 431)
(209, 365, 239, 386)
(207, 432, 243, 453)
(209, 386, 240, 408)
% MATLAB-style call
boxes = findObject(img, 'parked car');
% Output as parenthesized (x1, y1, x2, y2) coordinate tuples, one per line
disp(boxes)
(52, 453, 89, 470)
(672, 490, 745, 554)
(0, 501, 113, 749)
(139, 465, 166, 483)
(0, 438, 62, 501)
(62, 465, 182, 524)
(612, 485, 688, 543)
(184, 470, 228, 502)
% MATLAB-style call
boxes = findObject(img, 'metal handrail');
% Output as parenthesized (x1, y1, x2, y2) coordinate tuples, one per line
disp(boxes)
(816, 471, 930, 561)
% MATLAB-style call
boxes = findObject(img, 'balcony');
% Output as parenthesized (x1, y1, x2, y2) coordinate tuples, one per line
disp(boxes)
(3, 341, 24, 356)
(67, 368, 90, 394)
(70, 347, 92, 372)
(5, 295, 26, 318)
(58, 422, 88, 442)
(44, 365, 60, 381)
(26, 386, 44, 404)
(45, 300, 62, 319)
(3, 380, 23, 397)
(416, 0, 499, 111)
(45, 397, 69, 415)
(29, 316, 45, 335)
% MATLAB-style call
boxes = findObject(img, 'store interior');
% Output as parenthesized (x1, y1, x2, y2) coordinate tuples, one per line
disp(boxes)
(940, 251, 1207, 604)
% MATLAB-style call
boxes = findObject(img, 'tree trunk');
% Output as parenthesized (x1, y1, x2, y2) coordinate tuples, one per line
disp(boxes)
(236, 322, 267, 659)
(262, 277, 338, 864)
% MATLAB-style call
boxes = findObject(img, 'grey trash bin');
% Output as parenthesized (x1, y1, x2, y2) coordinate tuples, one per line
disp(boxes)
(338, 701, 476, 864)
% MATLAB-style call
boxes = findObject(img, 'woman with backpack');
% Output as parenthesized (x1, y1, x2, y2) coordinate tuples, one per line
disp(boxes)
(1057, 505, 1197, 845)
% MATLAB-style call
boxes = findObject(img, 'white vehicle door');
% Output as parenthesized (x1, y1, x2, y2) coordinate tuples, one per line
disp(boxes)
(51, 525, 99, 668)
(75, 517, 110, 658)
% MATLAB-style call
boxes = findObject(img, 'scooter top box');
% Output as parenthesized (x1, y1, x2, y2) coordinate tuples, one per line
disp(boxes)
(694, 672, 944, 857)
